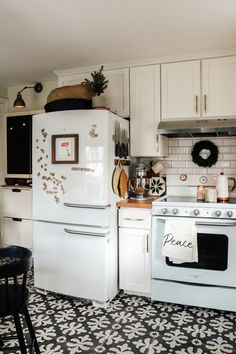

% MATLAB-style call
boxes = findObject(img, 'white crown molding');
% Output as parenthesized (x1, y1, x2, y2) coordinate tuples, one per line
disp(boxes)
(54, 47, 236, 79)
(3, 109, 43, 117)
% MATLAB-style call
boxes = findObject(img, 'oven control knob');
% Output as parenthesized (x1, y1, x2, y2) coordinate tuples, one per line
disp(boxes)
(172, 208, 178, 215)
(193, 209, 200, 216)
(162, 208, 168, 215)
(227, 211, 233, 217)
(215, 210, 221, 217)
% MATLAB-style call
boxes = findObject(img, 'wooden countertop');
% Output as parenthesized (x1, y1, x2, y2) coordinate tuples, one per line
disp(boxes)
(116, 198, 157, 209)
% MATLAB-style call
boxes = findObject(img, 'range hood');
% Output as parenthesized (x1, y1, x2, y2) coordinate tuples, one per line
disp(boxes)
(157, 119, 236, 138)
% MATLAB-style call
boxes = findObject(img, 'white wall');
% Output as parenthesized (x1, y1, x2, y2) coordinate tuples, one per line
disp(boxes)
(7, 80, 57, 113)
(0, 86, 7, 98)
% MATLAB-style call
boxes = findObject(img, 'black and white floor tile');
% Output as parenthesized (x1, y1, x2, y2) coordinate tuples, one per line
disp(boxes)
(1, 274, 236, 353)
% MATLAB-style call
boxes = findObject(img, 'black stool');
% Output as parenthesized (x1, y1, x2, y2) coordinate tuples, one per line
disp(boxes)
(0, 245, 40, 353)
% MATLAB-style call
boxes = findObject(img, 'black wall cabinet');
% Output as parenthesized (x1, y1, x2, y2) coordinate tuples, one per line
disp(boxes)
(7, 115, 32, 174)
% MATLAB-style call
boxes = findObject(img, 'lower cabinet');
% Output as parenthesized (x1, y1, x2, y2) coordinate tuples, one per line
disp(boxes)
(2, 217, 32, 249)
(1, 187, 32, 250)
(119, 208, 151, 295)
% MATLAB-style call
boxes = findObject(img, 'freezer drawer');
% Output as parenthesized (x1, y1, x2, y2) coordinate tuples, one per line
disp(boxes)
(2, 217, 33, 250)
(33, 221, 111, 302)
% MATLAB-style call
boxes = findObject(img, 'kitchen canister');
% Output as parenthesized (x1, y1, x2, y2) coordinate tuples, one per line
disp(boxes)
(216, 172, 236, 202)
(197, 185, 205, 200)
(205, 187, 217, 203)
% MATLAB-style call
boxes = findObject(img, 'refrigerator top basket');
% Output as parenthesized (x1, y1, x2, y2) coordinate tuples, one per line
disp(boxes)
(45, 84, 93, 112)
(44, 98, 92, 112)
(47, 84, 94, 103)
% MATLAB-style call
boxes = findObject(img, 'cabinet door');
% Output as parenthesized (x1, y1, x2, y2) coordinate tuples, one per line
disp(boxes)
(130, 65, 161, 156)
(202, 56, 236, 118)
(119, 227, 151, 294)
(161, 61, 200, 120)
(3, 188, 32, 219)
(59, 68, 129, 117)
(2, 217, 32, 250)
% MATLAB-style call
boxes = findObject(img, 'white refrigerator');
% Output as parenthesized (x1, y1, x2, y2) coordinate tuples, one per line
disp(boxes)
(32, 110, 129, 305)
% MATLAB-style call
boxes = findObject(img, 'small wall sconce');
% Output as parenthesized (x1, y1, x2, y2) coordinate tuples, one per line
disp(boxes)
(13, 82, 43, 108)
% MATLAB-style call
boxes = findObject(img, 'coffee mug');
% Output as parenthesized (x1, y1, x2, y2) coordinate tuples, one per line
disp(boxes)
(151, 161, 164, 174)
(205, 187, 217, 203)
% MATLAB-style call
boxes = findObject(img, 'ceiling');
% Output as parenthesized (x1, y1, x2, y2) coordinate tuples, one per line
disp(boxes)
(1, 0, 236, 88)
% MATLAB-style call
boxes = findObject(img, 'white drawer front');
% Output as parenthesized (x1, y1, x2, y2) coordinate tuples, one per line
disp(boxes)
(119, 208, 151, 229)
(2, 217, 33, 250)
(3, 188, 32, 219)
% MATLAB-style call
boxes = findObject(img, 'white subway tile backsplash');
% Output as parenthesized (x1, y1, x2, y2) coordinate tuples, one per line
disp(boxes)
(168, 139, 179, 147)
(178, 139, 193, 147)
(192, 168, 208, 174)
(169, 147, 186, 154)
(164, 168, 179, 174)
(185, 147, 192, 154)
(223, 154, 236, 161)
(207, 168, 225, 175)
(231, 161, 236, 168)
(205, 137, 222, 145)
(138, 137, 236, 177)
(186, 161, 197, 168)
(221, 168, 236, 175)
(220, 146, 231, 153)
(223, 138, 236, 146)
(165, 155, 179, 161)
(179, 154, 191, 161)
(214, 160, 231, 168)
(230, 147, 236, 153)
(162, 161, 172, 168)
(172, 161, 186, 168)
(179, 168, 193, 174)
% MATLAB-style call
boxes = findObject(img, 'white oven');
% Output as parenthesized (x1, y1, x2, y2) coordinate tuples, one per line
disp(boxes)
(151, 198, 236, 312)
(152, 216, 236, 286)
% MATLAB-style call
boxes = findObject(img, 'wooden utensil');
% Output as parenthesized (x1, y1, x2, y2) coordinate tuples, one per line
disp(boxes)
(112, 162, 122, 195)
(119, 167, 128, 199)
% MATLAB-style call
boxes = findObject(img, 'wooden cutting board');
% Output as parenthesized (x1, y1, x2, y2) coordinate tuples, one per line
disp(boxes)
(119, 168, 128, 199)
(112, 163, 122, 195)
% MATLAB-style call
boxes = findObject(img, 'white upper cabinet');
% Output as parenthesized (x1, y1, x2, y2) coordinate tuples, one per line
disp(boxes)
(161, 56, 236, 121)
(161, 61, 201, 120)
(130, 65, 168, 157)
(58, 68, 129, 118)
(202, 56, 236, 118)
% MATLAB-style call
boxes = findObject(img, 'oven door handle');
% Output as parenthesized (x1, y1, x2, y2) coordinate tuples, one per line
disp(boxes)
(196, 222, 236, 227)
(155, 218, 236, 227)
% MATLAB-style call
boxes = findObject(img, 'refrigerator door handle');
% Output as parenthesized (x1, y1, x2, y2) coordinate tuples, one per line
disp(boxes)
(64, 202, 111, 209)
(64, 228, 108, 237)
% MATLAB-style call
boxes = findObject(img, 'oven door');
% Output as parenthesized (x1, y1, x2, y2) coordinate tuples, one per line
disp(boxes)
(152, 216, 236, 287)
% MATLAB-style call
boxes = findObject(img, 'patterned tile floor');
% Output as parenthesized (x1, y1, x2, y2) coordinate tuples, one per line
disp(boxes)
(1, 274, 236, 354)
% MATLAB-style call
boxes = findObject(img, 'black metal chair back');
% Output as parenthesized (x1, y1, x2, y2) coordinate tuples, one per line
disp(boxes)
(0, 245, 40, 354)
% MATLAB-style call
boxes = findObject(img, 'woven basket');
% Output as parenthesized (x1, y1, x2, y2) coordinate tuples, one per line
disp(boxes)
(47, 84, 94, 103)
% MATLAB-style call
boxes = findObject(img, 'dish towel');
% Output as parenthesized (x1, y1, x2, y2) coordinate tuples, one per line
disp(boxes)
(162, 218, 198, 263)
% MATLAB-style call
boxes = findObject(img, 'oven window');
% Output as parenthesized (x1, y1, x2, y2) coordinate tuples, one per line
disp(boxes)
(166, 233, 228, 271)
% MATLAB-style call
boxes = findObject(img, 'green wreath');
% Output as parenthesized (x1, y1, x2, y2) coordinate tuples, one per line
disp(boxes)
(191, 140, 219, 167)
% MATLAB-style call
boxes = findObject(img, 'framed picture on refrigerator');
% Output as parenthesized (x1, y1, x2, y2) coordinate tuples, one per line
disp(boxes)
(51, 134, 79, 164)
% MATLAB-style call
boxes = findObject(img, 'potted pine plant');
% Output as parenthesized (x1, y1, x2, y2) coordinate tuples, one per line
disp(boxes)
(82, 65, 109, 108)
